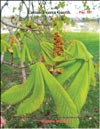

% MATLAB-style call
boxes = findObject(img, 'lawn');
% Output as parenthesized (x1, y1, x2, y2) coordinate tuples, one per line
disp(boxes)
(1, 32, 99, 128)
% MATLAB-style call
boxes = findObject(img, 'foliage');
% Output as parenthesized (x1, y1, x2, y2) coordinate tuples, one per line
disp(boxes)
(1, 0, 99, 128)
(1, 40, 10, 53)
(17, 63, 45, 115)
(1, 37, 96, 127)
(1, 64, 36, 104)
(1, 32, 99, 128)
(40, 62, 79, 127)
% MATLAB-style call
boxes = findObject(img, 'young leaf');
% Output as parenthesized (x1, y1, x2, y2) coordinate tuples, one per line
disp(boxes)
(41, 42, 55, 65)
(25, 44, 32, 62)
(1, 40, 9, 53)
(41, 42, 67, 65)
(56, 59, 76, 67)
(88, 59, 96, 86)
(12, 44, 21, 58)
(21, 43, 26, 63)
(54, 55, 66, 62)
(67, 62, 89, 113)
(57, 59, 84, 85)
(40, 62, 79, 128)
(67, 40, 93, 60)
(1, 65, 36, 104)
(17, 63, 45, 115)
(41, 41, 53, 51)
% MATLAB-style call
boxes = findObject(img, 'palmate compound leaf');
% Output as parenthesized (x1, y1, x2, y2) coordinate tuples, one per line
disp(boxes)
(56, 59, 84, 85)
(21, 43, 32, 63)
(17, 63, 45, 115)
(41, 42, 55, 65)
(67, 40, 93, 60)
(67, 62, 89, 113)
(1, 64, 36, 104)
(40, 42, 66, 65)
(39, 62, 79, 128)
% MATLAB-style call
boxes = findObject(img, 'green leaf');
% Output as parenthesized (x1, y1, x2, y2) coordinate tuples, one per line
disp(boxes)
(88, 59, 96, 86)
(41, 42, 66, 65)
(67, 62, 89, 113)
(13, 44, 21, 58)
(17, 63, 45, 115)
(1, 65, 36, 104)
(60, 2, 65, 8)
(67, 40, 93, 60)
(25, 44, 32, 62)
(40, 62, 79, 128)
(56, 59, 76, 68)
(54, 55, 66, 62)
(57, 59, 83, 85)
(21, 43, 26, 63)
(41, 42, 55, 65)
(18, 5, 22, 11)
(1, 40, 9, 53)
(21, 43, 32, 63)
(42, 48, 55, 65)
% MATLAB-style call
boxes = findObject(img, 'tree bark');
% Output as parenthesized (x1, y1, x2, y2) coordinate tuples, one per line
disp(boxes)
(20, 60, 26, 82)
(1, 53, 4, 64)
(6, 26, 26, 82)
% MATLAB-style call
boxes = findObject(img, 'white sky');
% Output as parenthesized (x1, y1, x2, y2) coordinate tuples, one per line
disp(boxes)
(1, 1, 100, 18)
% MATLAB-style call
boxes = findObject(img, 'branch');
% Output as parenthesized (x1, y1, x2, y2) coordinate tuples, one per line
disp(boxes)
(2, 61, 20, 68)
(1, 0, 8, 13)
(1, 105, 11, 113)
(2, 61, 36, 69)
(4, 22, 27, 82)
(36, 23, 52, 26)
(1, 20, 43, 32)
(21, 0, 30, 20)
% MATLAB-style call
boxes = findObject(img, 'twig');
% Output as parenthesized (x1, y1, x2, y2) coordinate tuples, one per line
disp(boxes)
(5, 24, 26, 82)
(2, 61, 36, 69)
(1, 105, 11, 113)
(2, 61, 20, 68)
(1, 0, 8, 13)
(11, 54, 14, 65)
(1, 20, 43, 32)
(19, 62, 36, 69)
(35, 23, 52, 26)
(19, 0, 29, 20)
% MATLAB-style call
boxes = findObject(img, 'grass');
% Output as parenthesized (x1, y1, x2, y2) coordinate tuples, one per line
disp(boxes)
(62, 32, 99, 62)
(1, 32, 99, 128)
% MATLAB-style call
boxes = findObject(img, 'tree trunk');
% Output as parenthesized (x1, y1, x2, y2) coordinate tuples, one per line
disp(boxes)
(6, 26, 27, 82)
(1, 53, 4, 64)
(20, 60, 26, 82)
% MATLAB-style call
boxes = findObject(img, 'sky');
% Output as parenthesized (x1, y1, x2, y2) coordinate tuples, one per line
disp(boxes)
(1, 1, 100, 18)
